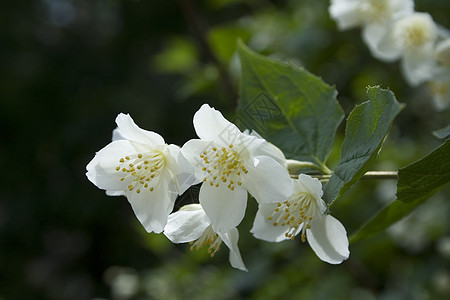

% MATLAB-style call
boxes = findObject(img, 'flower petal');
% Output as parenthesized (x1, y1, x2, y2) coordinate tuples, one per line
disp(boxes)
(164, 204, 211, 243)
(362, 22, 390, 57)
(115, 113, 165, 146)
(328, 0, 362, 30)
(167, 144, 198, 195)
(126, 182, 176, 234)
(199, 184, 247, 233)
(246, 130, 287, 168)
(106, 190, 125, 196)
(296, 174, 323, 201)
(244, 156, 292, 204)
(368, 26, 402, 62)
(112, 128, 125, 141)
(250, 204, 290, 242)
(219, 228, 248, 272)
(86, 140, 138, 191)
(401, 45, 435, 86)
(193, 104, 241, 144)
(306, 215, 349, 264)
(180, 139, 213, 181)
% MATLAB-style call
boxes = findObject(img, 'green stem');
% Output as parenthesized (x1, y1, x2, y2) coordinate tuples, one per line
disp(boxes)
(287, 159, 332, 175)
(290, 171, 398, 180)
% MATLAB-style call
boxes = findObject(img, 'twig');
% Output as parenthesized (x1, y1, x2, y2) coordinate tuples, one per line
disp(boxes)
(290, 171, 398, 180)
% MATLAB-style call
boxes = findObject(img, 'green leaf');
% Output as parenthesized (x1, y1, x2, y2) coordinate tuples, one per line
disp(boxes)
(323, 87, 404, 204)
(433, 124, 450, 140)
(397, 139, 450, 203)
(351, 140, 450, 243)
(236, 41, 344, 165)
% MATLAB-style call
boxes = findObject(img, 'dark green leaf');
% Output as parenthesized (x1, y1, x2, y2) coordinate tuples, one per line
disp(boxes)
(351, 140, 450, 243)
(397, 139, 450, 203)
(236, 41, 344, 165)
(323, 87, 404, 204)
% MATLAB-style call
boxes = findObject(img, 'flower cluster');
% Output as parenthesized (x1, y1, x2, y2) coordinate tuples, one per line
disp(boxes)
(86, 104, 349, 271)
(329, 0, 450, 110)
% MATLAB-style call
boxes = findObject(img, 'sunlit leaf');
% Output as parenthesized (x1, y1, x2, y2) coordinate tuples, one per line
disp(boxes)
(323, 87, 403, 204)
(236, 41, 344, 166)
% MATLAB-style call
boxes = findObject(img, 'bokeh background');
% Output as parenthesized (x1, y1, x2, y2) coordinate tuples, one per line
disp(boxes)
(1, 0, 450, 299)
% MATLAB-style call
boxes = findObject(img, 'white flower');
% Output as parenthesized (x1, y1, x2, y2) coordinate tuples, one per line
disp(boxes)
(251, 174, 349, 264)
(163, 204, 247, 271)
(375, 12, 438, 85)
(428, 66, 450, 110)
(181, 104, 293, 233)
(86, 113, 194, 233)
(329, 0, 414, 55)
(435, 38, 450, 68)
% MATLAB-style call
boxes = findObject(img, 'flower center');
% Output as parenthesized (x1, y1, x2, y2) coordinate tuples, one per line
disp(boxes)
(267, 192, 318, 242)
(396, 16, 435, 50)
(360, 0, 388, 23)
(199, 144, 247, 191)
(190, 225, 222, 257)
(115, 151, 166, 194)
(430, 81, 450, 96)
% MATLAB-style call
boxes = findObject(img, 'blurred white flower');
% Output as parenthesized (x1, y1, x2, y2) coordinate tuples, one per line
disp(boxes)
(86, 113, 194, 233)
(375, 12, 438, 85)
(435, 38, 450, 67)
(251, 174, 349, 264)
(428, 66, 450, 110)
(329, 0, 414, 56)
(164, 204, 247, 271)
(181, 104, 292, 233)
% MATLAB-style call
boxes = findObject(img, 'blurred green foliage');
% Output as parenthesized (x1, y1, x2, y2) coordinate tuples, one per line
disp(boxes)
(1, 0, 449, 299)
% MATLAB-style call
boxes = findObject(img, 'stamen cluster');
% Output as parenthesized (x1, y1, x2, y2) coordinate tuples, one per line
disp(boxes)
(199, 144, 247, 191)
(268, 193, 316, 242)
(116, 151, 166, 194)
(189, 225, 222, 257)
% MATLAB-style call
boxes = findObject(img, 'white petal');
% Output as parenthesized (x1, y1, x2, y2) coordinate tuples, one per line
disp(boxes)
(219, 228, 248, 272)
(362, 23, 390, 57)
(244, 156, 292, 204)
(167, 144, 198, 194)
(164, 204, 211, 243)
(296, 174, 323, 201)
(112, 128, 125, 141)
(126, 183, 176, 234)
(328, 0, 362, 30)
(389, 0, 415, 16)
(369, 27, 402, 62)
(295, 175, 327, 214)
(115, 113, 165, 146)
(247, 131, 287, 168)
(306, 215, 349, 264)
(199, 184, 247, 233)
(86, 140, 137, 191)
(106, 190, 125, 196)
(435, 38, 450, 67)
(401, 46, 436, 86)
(193, 104, 241, 144)
(250, 204, 290, 242)
(180, 139, 214, 181)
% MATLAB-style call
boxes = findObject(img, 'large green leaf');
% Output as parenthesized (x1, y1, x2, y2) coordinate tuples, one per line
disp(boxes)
(351, 140, 450, 243)
(323, 87, 403, 204)
(236, 41, 344, 165)
(397, 139, 450, 203)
